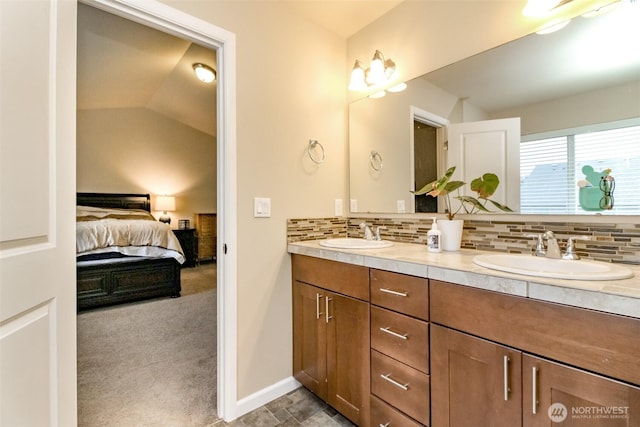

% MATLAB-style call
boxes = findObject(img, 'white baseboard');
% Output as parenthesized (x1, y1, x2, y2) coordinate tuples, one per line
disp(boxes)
(231, 376, 302, 421)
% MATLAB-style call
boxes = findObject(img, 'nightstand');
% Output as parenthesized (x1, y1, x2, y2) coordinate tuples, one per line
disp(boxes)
(173, 228, 197, 268)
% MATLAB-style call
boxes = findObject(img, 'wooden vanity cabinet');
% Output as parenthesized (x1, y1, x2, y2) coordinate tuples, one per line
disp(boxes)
(292, 255, 370, 426)
(522, 355, 640, 427)
(431, 325, 522, 427)
(369, 269, 430, 426)
(430, 280, 640, 427)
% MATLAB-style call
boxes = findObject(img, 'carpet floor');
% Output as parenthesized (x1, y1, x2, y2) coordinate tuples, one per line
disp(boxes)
(77, 264, 218, 427)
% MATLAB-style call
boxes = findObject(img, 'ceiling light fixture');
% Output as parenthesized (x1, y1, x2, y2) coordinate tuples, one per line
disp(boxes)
(348, 50, 397, 91)
(192, 63, 216, 83)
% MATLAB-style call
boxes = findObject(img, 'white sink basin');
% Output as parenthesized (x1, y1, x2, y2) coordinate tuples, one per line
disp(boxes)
(473, 254, 633, 281)
(318, 238, 394, 249)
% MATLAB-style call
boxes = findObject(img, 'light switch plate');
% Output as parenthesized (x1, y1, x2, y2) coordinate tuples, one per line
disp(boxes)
(254, 197, 271, 218)
(334, 199, 343, 216)
(350, 199, 358, 212)
(397, 200, 406, 213)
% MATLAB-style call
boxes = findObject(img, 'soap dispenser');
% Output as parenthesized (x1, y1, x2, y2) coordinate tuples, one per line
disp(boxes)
(427, 217, 442, 253)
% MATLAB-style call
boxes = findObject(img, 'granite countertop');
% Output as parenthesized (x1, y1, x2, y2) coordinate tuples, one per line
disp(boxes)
(288, 240, 640, 320)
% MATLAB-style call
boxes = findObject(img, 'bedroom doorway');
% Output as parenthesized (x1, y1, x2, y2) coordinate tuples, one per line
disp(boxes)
(76, 0, 235, 423)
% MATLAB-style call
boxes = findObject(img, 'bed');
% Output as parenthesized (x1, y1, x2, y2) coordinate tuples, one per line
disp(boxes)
(76, 193, 184, 311)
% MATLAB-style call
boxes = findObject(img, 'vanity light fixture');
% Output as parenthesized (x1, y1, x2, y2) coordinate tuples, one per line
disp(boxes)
(192, 63, 216, 83)
(348, 50, 397, 91)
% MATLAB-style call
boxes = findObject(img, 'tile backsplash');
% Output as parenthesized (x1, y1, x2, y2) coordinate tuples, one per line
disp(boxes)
(287, 216, 640, 264)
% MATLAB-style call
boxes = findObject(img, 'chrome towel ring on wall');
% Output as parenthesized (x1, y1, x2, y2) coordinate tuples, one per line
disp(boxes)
(307, 139, 325, 164)
(370, 150, 383, 171)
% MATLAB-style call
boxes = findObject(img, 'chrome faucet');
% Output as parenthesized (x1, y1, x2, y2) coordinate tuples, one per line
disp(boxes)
(359, 222, 374, 240)
(526, 231, 561, 259)
(543, 231, 562, 259)
(526, 233, 546, 257)
(562, 236, 591, 260)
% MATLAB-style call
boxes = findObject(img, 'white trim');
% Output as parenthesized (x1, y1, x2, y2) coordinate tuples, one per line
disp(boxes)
(235, 377, 301, 417)
(79, 0, 238, 421)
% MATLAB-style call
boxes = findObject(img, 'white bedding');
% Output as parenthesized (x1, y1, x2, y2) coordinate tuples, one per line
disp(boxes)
(76, 206, 185, 264)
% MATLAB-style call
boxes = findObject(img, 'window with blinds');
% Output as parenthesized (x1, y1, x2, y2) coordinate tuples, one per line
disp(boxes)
(520, 122, 640, 214)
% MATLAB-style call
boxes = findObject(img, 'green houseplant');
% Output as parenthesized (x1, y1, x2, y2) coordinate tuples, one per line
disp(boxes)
(412, 166, 513, 220)
(412, 166, 513, 251)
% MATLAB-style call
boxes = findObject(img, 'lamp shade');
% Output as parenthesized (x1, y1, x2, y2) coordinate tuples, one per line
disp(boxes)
(155, 196, 175, 212)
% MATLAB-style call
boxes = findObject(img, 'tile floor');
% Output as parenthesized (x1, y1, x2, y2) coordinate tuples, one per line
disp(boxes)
(210, 387, 356, 426)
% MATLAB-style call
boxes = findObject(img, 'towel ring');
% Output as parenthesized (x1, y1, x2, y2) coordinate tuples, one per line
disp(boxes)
(307, 140, 325, 164)
(370, 150, 383, 171)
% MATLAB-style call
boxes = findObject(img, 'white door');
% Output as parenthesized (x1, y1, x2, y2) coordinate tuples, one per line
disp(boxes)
(1, 1, 77, 426)
(447, 118, 520, 212)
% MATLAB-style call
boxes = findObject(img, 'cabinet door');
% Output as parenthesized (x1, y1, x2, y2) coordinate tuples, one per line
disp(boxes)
(431, 325, 522, 427)
(326, 292, 370, 426)
(292, 281, 327, 400)
(523, 355, 640, 427)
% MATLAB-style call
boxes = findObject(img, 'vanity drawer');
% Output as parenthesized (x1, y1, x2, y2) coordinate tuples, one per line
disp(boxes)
(292, 254, 369, 301)
(371, 306, 429, 373)
(370, 394, 425, 427)
(370, 269, 428, 320)
(371, 350, 430, 426)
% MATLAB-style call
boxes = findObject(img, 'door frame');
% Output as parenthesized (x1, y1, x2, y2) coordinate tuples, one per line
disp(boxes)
(409, 106, 448, 213)
(79, 0, 238, 420)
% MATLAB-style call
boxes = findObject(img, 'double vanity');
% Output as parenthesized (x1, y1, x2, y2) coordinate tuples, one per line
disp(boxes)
(289, 239, 640, 426)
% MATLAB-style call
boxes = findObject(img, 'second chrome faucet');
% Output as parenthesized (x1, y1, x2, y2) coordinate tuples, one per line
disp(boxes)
(527, 231, 590, 260)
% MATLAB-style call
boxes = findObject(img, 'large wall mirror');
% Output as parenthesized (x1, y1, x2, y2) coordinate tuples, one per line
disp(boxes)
(349, 2, 640, 215)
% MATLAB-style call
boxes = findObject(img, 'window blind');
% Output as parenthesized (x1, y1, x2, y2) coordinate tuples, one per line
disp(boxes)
(520, 124, 640, 214)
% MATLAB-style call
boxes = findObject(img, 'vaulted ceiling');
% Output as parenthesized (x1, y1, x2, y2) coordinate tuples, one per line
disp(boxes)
(76, 2, 402, 138)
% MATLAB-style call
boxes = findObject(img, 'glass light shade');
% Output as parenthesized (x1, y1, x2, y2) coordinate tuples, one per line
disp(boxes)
(368, 90, 386, 99)
(192, 63, 216, 83)
(366, 51, 386, 85)
(155, 195, 175, 212)
(387, 82, 407, 93)
(348, 61, 367, 91)
(384, 59, 396, 80)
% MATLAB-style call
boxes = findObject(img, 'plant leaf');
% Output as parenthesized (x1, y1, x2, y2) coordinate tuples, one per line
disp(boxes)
(486, 199, 514, 212)
(456, 196, 490, 212)
(411, 166, 457, 196)
(444, 180, 465, 193)
(470, 173, 499, 198)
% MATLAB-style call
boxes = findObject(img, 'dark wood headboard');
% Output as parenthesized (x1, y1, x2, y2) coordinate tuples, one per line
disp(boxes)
(76, 193, 151, 212)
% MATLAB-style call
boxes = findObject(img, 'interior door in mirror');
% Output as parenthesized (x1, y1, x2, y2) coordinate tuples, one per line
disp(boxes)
(447, 118, 520, 213)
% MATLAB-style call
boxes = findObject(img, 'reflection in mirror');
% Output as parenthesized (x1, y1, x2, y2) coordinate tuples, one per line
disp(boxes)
(348, 1, 640, 215)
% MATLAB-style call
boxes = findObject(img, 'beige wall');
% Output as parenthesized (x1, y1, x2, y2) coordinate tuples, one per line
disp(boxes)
(153, 0, 613, 404)
(160, 0, 348, 400)
(77, 107, 216, 226)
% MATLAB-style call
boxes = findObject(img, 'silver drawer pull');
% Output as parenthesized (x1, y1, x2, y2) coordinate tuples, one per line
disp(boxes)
(379, 424, 390, 427)
(532, 366, 539, 414)
(380, 373, 409, 391)
(379, 288, 408, 297)
(380, 327, 408, 340)
(503, 355, 510, 401)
